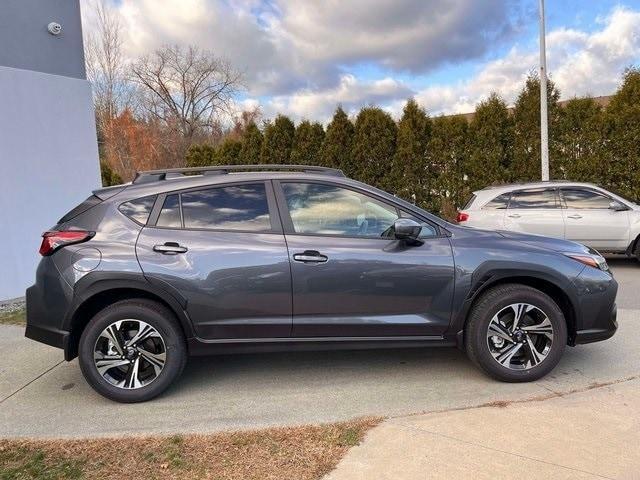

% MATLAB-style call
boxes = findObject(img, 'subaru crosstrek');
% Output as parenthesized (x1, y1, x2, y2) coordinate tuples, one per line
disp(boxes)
(25, 165, 618, 402)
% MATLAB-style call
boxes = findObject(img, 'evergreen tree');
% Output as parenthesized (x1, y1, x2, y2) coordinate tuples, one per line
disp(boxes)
(556, 97, 603, 182)
(218, 137, 242, 164)
(351, 107, 397, 190)
(260, 114, 295, 164)
(290, 120, 325, 165)
(185, 144, 219, 167)
(604, 68, 640, 201)
(427, 115, 469, 218)
(387, 98, 431, 206)
(320, 106, 354, 170)
(100, 160, 123, 186)
(238, 121, 263, 165)
(467, 93, 513, 191)
(511, 74, 561, 181)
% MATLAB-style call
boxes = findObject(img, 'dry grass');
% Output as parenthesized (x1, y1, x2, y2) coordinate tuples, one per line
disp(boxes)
(0, 417, 380, 480)
(0, 308, 25, 326)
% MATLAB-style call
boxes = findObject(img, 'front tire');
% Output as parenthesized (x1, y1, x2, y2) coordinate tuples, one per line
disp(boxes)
(465, 284, 567, 382)
(78, 299, 187, 403)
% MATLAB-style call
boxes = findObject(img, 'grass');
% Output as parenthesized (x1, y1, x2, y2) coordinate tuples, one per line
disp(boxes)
(0, 417, 380, 480)
(0, 308, 25, 326)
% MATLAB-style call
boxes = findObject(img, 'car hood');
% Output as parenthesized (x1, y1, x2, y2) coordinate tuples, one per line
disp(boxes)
(496, 230, 592, 254)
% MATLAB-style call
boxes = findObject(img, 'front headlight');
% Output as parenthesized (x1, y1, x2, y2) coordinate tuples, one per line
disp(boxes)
(564, 253, 609, 272)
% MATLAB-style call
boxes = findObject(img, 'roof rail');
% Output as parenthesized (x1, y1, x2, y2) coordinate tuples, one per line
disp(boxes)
(132, 164, 345, 184)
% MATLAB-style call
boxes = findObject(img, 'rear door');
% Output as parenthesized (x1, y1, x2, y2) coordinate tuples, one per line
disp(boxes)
(136, 181, 292, 339)
(274, 180, 455, 338)
(560, 187, 630, 251)
(503, 188, 564, 238)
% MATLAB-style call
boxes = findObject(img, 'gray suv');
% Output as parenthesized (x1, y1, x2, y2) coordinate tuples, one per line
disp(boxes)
(26, 165, 618, 402)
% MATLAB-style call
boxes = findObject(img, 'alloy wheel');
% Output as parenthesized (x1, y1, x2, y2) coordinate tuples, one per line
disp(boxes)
(93, 319, 166, 389)
(486, 303, 554, 370)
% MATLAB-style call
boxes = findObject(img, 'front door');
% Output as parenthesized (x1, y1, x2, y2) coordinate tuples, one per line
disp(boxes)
(503, 187, 564, 238)
(560, 187, 631, 251)
(274, 180, 455, 338)
(136, 181, 292, 339)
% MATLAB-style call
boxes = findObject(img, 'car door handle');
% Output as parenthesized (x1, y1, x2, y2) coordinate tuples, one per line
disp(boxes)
(153, 242, 188, 255)
(507, 213, 521, 218)
(567, 214, 583, 219)
(293, 250, 328, 263)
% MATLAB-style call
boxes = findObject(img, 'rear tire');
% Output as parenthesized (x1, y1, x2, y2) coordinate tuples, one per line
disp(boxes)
(78, 299, 187, 403)
(465, 284, 567, 382)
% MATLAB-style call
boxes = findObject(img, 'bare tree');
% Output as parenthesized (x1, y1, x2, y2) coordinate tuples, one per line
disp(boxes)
(84, 0, 129, 126)
(131, 45, 243, 138)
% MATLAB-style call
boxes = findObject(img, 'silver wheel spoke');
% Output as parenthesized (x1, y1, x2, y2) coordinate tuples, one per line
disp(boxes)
(95, 355, 130, 375)
(521, 317, 553, 339)
(488, 319, 515, 344)
(524, 335, 547, 368)
(123, 357, 142, 389)
(126, 321, 160, 347)
(99, 322, 125, 356)
(493, 343, 523, 367)
(138, 348, 166, 376)
(510, 303, 530, 332)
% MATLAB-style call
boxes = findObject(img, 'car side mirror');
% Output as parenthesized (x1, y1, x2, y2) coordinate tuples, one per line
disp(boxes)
(609, 201, 627, 211)
(393, 218, 422, 244)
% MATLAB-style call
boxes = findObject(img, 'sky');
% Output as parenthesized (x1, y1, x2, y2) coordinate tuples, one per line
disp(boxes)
(83, 0, 640, 123)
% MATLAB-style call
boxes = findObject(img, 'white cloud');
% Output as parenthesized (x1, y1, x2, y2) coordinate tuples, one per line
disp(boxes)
(261, 74, 414, 122)
(415, 6, 640, 115)
(82, 0, 518, 96)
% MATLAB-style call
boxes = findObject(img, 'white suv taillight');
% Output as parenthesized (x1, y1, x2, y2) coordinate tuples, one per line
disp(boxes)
(456, 211, 469, 223)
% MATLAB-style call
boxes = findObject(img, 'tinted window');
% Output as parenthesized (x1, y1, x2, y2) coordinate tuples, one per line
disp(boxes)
(119, 196, 156, 225)
(483, 193, 510, 210)
(509, 189, 557, 209)
(181, 184, 271, 231)
(282, 183, 399, 237)
(157, 194, 181, 228)
(562, 189, 611, 209)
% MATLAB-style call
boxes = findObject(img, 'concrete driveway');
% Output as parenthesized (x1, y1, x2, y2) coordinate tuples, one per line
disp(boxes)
(0, 260, 638, 439)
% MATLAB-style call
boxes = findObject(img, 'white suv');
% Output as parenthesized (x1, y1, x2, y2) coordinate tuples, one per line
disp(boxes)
(458, 181, 640, 259)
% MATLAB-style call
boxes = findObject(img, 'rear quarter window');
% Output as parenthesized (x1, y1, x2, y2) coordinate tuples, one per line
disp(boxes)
(119, 195, 157, 225)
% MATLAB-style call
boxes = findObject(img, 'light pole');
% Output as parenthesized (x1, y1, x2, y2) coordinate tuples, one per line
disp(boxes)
(539, 0, 549, 181)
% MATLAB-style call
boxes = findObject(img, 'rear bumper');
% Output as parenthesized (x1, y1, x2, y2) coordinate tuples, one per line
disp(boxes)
(24, 257, 74, 359)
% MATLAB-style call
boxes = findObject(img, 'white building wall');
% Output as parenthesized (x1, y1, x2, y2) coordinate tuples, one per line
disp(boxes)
(0, 65, 100, 299)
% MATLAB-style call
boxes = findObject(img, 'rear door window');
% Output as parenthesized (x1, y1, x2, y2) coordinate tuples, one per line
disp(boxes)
(561, 189, 611, 209)
(509, 189, 558, 209)
(181, 184, 271, 231)
(156, 194, 181, 228)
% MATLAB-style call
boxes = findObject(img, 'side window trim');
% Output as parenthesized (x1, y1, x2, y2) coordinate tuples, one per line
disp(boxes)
(272, 179, 442, 239)
(147, 180, 283, 234)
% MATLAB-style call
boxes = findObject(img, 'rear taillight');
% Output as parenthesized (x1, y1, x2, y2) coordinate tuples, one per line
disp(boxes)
(456, 212, 469, 223)
(39, 230, 94, 256)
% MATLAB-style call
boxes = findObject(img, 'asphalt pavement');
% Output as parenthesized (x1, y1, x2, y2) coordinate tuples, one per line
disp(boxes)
(0, 259, 638, 439)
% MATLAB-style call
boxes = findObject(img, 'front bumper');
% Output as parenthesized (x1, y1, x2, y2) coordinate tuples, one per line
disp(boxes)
(571, 266, 618, 346)
(574, 302, 617, 345)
